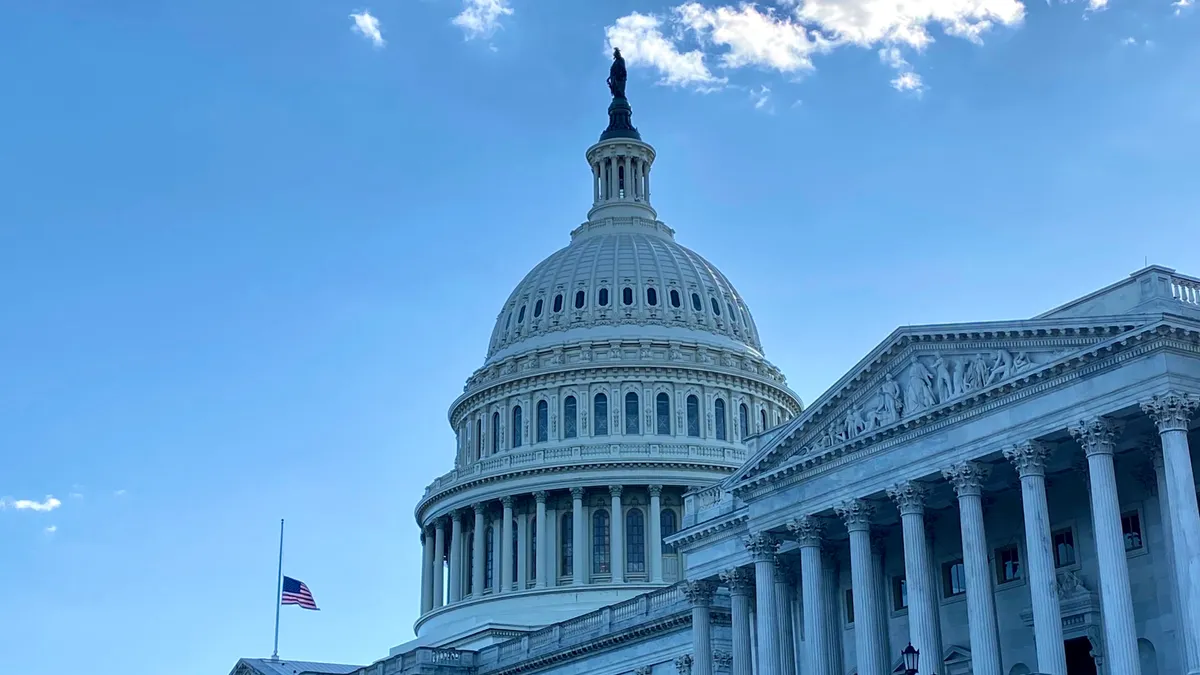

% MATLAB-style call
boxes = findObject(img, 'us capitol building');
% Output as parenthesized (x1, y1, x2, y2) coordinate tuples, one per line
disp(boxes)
(230, 53, 1200, 675)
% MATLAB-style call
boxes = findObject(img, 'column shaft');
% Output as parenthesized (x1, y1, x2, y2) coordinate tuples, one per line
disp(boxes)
(775, 562, 796, 675)
(822, 551, 844, 675)
(535, 492, 548, 588)
(500, 497, 514, 593)
(747, 534, 781, 675)
(722, 569, 755, 675)
(610, 486, 624, 583)
(890, 482, 938, 675)
(421, 529, 435, 614)
(790, 516, 829, 675)
(944, 462, 1002, 675)
(472, 505, 486, 596)
(432, 520, 446, 609)
(491, 516, 502, 591)
(1155, 445, 1200, 670)
(838, 500, 884, 675)
(686, 581, 717, 675)
(448, 512, 463, 602)
(650, 486, 664, 583)
(572, 488, 587, 584)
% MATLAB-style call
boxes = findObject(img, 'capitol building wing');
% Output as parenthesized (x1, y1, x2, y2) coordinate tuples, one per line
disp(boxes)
(229, 56, 1200, 675)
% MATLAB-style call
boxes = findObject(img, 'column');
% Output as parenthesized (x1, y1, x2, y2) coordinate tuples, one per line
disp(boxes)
(685, 580, 718, 675)
(836, 499, 884, 675)
(943, 462, 1002, 675)
(644, 165, 651, 202)
(746, 532, 781, 675)
(623, 156, 631, 198)
(1144, 392, 1200, 674)
(491, 515, 502, 592)
(633, 159, 642, 200)
(500, 496, 514, 594)
(448, 510, 464, 602)
(571, 487, 587, 584)
(517, 510, 530, 589)
(610, 485, 625, 583)
(887, 483, 939, 675)
(1151, 441, 1200, 669)
(649, 485, 664, 583)
(870, 532, 892, 672)
(432, 518, 446, 609)
(421, 528, 434, 614)
(472, 504, 486, 596)
(775, 559, 797, 675)
(592, 162, 600, 204)
(789, 516, 829, 675)
(1004, 441, 1067, 675)
(535, 491, 548, 588)
(1070, 418, 1141, 675)
(822, 549, 844, 675)
(721, 568, 755, 675)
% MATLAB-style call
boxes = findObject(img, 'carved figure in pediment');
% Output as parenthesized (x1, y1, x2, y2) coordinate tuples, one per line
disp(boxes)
(862, 406, 882, 431)
(878, 373, 902, 424)
(819, 429, 835, 448)
(963, 354, 989, 392)
(904, 360, 936, 413)
(1055, 570, 1089, 599)
(987, 349, 1015, 385)
(842, 407, 866, 439)
(933, 356, 955, 403)
(1014, 350, 1034, 371)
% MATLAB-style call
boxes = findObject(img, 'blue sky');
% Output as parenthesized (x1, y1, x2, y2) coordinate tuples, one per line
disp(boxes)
(0, 0, 1197, 673)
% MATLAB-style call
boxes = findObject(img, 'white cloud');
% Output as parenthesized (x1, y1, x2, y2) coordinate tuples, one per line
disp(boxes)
(1121, 36, 1138, 44)
(879, 46, 924, 92)
(350, 10, 385, 47)
(0, 495, 62, 512)
(45, 525, 57, 535)
(891, 71, 925, 92)
(1174, 0, 1192, 15)
(114, 489, 127, 497)
(69, 492, 83, 500)
(453, 0, 513, 40)
(605, 13, 725, 88)
(675, 3, 826, 73)
(750, 84, 773, 109)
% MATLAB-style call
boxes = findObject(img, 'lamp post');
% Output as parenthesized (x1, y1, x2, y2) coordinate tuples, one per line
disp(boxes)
(902, 643, 920, 675)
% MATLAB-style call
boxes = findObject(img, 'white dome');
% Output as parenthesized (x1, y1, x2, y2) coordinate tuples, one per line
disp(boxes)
(485, 218, 763, 364)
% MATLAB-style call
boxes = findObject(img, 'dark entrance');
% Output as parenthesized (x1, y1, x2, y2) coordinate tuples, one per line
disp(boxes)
(1065, 637, 1098, 675)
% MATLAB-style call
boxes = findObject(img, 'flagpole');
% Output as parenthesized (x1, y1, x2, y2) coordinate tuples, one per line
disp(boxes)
(272, 518, 284, 660)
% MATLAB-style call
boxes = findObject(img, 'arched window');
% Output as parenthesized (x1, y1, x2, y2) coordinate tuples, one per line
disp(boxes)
(714, 398, 727, 441)
(564, 396, 578, 439)
(622, 287, 634, 306)
(656, 393, 671, 435)
(553, 294, 563, 313)
(593, 509, 611, 574)
(646, 288, 658, 306)
(670, 289, 681, 308)
(594, 393, 608, 436)
(711, 297, 722, 316)
(727, 302, 736, 321)
(475, 419, 482, 460)
(561, 512, 573, 576)
(511, 520, 519, 584)
(534, 299, 543, 317)
(485, 526, 495, 589)
(761, 408, 768, 431)
(691, 293, 702, 312)
(517, 305, 526, 323)
(660, 508, 678, 554)
(530, 516, 537, 582)
(491, 412, 500, 454)
(536, 401, 548, 443)
(739, 403, 749, 439)
(686, 394, 700, 437)
(626, 508, 646, 574)
(574, 290, 586, 309)
(598, 288, 609, 306)
(625, 392, 640, 435)
(512, 406, 523, 448)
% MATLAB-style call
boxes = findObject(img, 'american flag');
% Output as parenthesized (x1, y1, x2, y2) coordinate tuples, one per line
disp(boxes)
(281, 576, 319, 610)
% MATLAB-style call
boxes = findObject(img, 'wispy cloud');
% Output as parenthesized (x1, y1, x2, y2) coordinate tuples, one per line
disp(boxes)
(1, 495, 62, 512)
(350, 10, 385, 47)
(114, 489, 127, 497)
(750, 85, 773, 111)
(879, 47, 925, 93)
(605, 13, 725, 89)
(453, 0, 513, 40)
(1174, 0, 1192, 15)
(45, 525, 57, 535)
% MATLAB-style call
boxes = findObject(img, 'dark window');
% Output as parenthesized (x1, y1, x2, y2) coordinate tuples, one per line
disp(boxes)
(727, 302, 736, 321)
(739, 404, 749, 439)
(598, 288, 609, 306)
(564, 396, 578, 439)
(625, 393, 640, 434)
(760, 408, 768, 431)
(711, 297, 721, 315)
(561, 513, 573, 576)
(622, 287, 634, 306)
(892, 575, 908, 611)
(691, 293, 702, 312)
(530, 516, 537, 582)
(574, 290, 585, 309)
(714, 398, 727, 440)
(553, 294, 563, 312)
(534, 299, 543, 317)
(594, 394, 608, 436)
(517, 305, 526, 323)
(475, 419, 482, 460)
(593, 509, 611, 574)
(485, 526, 495, 589)
(661, 508, 677, 554)
(1122, 511, 1143, 551)
(943, 560, 966, 597)
(511, 406, 522, 448)
(626, 509, 646, 574)
(686, 395, 700, 437)
(656, 393, 670, 435)
(492, 412, 500, 454)
(996, 545, 1021, 584)
(1053, 528, 1076, 568)
(536, 401, 548, 443)
(845, 589, 855, 624)
(647, 288, 658, 306)
(670, 289, 681, 308)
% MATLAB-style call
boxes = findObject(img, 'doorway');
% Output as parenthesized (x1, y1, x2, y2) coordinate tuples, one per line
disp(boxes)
(1065, 637, 1098, 675)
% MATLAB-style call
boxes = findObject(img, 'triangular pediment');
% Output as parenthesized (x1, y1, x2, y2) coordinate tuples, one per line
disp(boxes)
(728, 315, 1162, 488)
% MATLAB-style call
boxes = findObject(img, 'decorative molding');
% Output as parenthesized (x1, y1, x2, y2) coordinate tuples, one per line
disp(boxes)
(786, 515, 824, 548)
(1141, 390, 1199, 433)
(674, 654, 693, 675)
(1004, 440, 1052, 479)
(683, 579, 717, 606)
(1069, 417, 1121, 458)
(743, 532, 780, 561)
(719, 567, 755, 594)
(886, 481, 927, 516)
(836, 499, 874, 533)
(942, 462, 990, 498)
(712, 650, 732, 671)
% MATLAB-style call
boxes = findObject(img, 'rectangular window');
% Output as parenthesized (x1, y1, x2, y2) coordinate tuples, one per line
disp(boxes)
(996, 545, 1021, 584)
(892, 575, 908, 611)
(1053, 528, 1076, 568)
(1122, 511, 1144, 551)
(942, 559, 966, 598)
(844, 588, 854, 624)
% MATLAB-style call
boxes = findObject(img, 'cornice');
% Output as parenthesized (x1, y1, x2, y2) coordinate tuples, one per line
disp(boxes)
(667, 511, 749, 549)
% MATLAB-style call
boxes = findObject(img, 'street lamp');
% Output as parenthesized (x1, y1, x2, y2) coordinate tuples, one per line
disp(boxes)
(901, 643, 919, 675)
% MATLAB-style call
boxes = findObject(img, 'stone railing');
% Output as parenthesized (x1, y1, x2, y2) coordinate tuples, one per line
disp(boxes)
(1172, 271, 1200, 306)
(422, 443, 747, 499)
(683, 485, 739, 528)
(357, 647, 478, 675)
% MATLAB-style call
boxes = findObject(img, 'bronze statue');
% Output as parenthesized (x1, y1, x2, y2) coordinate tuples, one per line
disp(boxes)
(607, 48, 627, 100)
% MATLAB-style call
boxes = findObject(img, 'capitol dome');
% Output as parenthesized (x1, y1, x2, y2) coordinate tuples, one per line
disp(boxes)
(404, 74, 801, 654)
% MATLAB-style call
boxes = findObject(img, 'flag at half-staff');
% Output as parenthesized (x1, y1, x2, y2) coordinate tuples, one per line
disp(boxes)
(281, 576, 320, 611)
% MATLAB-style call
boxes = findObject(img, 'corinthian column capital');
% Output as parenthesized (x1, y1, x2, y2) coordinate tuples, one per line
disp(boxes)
(886, 480, 927, 516)
(942, 461, 991, 498)
(786, 515, 824, 548)
(1069, 417, 1122, 458)
(744, 532, 780, 561)
(1004, 440, 1052, 478)
(719, 566, 755, 594)
(835, 498, 874, 532)
(683, 579, 717, 606)
(1141, 391, 1199, 433)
